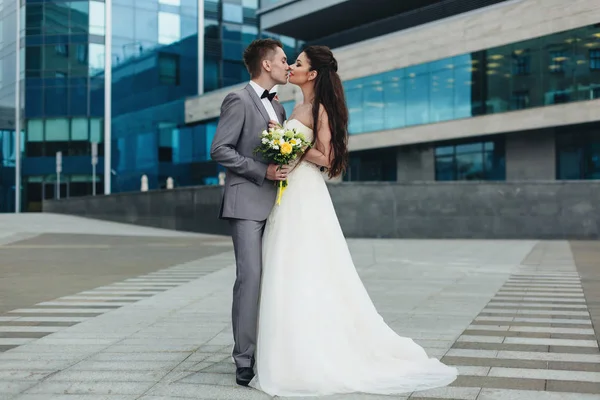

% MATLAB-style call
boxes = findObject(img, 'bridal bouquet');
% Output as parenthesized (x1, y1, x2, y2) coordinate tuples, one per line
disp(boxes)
(254, 124, 311, 205)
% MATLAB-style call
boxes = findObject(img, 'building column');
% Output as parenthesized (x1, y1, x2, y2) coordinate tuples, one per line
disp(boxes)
(396, 145, 434, 181)
(505, 129, 556, 181)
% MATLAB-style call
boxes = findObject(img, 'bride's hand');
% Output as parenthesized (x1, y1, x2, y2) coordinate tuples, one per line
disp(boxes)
(268, 120, 282, 130)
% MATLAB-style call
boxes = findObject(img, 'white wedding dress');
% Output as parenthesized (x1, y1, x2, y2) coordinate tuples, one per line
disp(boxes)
(249, 119, 457, 397)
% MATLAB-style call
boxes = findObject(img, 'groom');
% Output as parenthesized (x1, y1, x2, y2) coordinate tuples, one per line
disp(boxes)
(210, 39, 290, 386)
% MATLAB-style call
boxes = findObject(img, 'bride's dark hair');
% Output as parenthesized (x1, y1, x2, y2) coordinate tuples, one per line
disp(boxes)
(303, 45, 348, 179)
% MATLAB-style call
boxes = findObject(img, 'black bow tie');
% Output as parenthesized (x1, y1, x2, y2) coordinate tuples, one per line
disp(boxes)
(261, 90, 276, 102)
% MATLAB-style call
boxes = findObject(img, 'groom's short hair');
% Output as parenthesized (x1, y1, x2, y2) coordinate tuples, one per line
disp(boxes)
(243, 39, 283, 78)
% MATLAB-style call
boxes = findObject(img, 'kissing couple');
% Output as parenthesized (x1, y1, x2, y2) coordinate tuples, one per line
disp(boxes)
(210, 39, 457, 397)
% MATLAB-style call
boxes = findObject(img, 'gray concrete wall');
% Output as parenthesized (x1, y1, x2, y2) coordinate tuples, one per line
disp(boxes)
(44, 181, 600, 239)
(506, 130, 556, 180)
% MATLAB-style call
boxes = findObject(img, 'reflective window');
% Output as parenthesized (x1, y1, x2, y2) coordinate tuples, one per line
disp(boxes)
(45, 119, 70, 141)
(223, 3, 243, 23)
(88, 44, 105, 74)
(557, 124, 600, 180)
(435, 138, 505, 181)
(89, 1, 105, 35)
(27, 120, 44, 142)
(159, 0, 181, 5)
(158, 12, 181, 44)
(71, 118, 89, 140)
(343, 147, 397, 182)
(344, 23, 600, 135)
(158, 53, 180, 85)
(135, 9, 159, 42)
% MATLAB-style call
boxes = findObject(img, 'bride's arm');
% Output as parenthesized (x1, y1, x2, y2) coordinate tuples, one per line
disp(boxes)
(303, 106, 332, 168)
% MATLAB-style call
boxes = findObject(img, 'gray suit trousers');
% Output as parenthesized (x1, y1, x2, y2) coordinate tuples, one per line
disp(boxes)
(230, 219, 265, 368)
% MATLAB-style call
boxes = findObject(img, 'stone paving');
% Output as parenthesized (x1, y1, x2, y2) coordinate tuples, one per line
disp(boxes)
(0, 214, 599, 399)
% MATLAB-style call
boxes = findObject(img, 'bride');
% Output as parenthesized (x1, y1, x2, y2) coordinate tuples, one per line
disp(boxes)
(249, 45, 458, 397)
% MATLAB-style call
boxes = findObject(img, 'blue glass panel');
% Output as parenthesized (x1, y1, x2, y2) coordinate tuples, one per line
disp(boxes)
(44, 86, 68, 116)
(25, 86, 43, 118)
(69, 85, 88, 116)
(429, 68, 454, 123)
(383, 79, 405, 130)
(113, 5, 135, 39)
(135, 9, 159, 42)
(405, 74, 429, 126)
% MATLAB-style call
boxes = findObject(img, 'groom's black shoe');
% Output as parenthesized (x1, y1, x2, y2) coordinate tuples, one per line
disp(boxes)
(236, 367, 255, 387)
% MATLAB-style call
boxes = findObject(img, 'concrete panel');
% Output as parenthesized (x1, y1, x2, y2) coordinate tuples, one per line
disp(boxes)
(348, 100, 600, 152)
(44, 181, 600, 239)
(506, 130, 556, 181)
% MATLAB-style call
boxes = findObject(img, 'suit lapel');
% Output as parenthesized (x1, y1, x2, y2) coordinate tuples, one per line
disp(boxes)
(245, 84, 270, 124)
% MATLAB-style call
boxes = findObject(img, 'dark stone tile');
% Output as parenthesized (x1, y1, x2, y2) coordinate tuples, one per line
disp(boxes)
(451, 375, 545, 390)
(442, 356, 547, 369)
(549, 345, 599, 354)
(546, 380, 600, 394)
(0, 332, 49, 339)
(548, 361, 600, 372)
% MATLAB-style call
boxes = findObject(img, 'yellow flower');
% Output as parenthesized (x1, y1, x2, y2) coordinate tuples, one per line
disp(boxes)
(280, 142, 293, 155)
(289, 139, 298, 146)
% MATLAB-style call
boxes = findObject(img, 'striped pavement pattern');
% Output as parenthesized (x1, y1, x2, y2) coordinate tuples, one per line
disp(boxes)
(0, 265, 214, 353)
(410, 260, 600, 399)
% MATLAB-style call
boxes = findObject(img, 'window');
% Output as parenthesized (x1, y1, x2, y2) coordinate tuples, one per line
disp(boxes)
(511, 90, 529, 110)
(158, 12, 180, 44)
(557, 125, 600, 180)
(512, 53, 530, 75)
(549, 51, 567, 73)
(55, 44, 68, 56)
(223, 3, 243, 23)
(590, 50, 600, 71)
(158, 53, 179, 85)
(435, 139, 505, 181)
(343, 148, 397, 182)
(89, 1, 105, 35)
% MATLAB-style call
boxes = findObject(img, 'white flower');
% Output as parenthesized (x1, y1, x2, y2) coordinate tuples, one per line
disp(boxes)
(276, 129, 285, 136)
(261, 138, 269, 144)
(279, 138, 285, 145)
(261, 130, 269, 137)
(273, 145, 279, 150)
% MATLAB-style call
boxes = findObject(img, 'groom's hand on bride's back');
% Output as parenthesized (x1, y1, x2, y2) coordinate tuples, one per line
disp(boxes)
(266, 164, 289, 181)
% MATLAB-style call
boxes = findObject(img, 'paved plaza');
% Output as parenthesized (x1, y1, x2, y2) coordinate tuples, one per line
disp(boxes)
(0, 214, 599, 400)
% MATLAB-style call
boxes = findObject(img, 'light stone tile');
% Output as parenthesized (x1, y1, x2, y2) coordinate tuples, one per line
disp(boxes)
(0, 380, 39, 395)
(487, 302, 588, 309)
(457, 335, 504, 344)
(495, 351, 600, 363)
(513, 317, 592, 324)
(24, 381, 156, 396)
(0, 326, 65, 333)
(8, 309, 111, 314)
(145, 382, 271, 399)
(456, 366, 490, 376)
(503, 337, 598, 347)
(13, 317, 92, 323)
(45, 370, 169, 383)
(409, 386, 480, 399)
(478, 389, 600, 400)
(445, 349, 499, 358)
(488, 367, 600, 383)
(0, 338, 35, 345)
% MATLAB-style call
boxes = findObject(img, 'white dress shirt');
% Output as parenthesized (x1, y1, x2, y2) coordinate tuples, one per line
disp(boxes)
(249, 80, 280, 124)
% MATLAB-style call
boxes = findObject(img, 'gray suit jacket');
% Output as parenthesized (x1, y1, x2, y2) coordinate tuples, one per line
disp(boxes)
(210, 84, 287, 221)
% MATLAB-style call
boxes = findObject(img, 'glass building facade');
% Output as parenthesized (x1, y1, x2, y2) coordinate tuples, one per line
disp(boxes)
(0, 0, 302, 212)
(343, 23, 600, 136)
